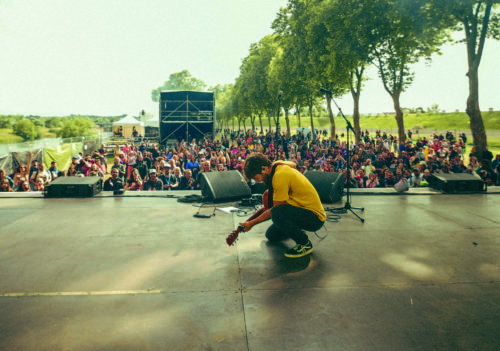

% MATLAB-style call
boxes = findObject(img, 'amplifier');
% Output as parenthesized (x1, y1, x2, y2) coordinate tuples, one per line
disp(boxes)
(45, 176, 103, 198)
(429, 173, 486, 193)
(304, 171, 345, 203)
(199, 171, 251, 202)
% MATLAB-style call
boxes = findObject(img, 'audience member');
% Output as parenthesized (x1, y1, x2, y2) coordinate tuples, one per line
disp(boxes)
(144, 169, 163, 191)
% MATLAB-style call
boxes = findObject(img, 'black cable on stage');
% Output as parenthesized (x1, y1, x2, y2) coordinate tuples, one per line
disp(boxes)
(324, 207, 342, 223)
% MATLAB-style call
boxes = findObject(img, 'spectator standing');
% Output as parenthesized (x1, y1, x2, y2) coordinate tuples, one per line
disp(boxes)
(48, 161, 59, 181)
(483, 147, 493, 163)
(30, 163, 51, 190)
(492, 154, 500, 169)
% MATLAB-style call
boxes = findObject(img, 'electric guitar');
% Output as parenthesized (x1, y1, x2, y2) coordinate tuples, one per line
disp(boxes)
(226, 190, 270, 246)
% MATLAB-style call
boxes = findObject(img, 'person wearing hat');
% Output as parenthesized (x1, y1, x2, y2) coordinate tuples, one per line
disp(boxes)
(144, 168, 163, 191)
(159, 164, 171, 190)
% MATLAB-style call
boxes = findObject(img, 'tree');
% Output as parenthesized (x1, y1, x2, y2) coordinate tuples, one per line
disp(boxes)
(56, 118, 95, 138)
(44, 117, 64, 129)
(212, 84, 235, 130)
(272, 0, 322, 135)
(13, 120, 42, 141)
(369, 0, 447, 145)
(430, 0, 500, 161)
(267, 47, 295, 136)
(151, 70, 207, 102)
(312, 0, 383, 141)
(235, 35, 279, 133)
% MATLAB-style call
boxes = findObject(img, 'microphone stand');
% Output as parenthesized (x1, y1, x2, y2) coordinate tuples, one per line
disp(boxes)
(322, 89, 365, 223)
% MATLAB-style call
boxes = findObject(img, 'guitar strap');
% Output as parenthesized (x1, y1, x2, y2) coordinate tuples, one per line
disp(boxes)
(267, 161, 287, 208)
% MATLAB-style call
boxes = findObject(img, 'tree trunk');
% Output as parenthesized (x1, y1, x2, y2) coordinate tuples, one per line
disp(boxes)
(284, 109, 291, 136)
(391, 91, 405, 149)
(268, 115, 272, 131)
(308, 104, 315, 132)
(350, 67, 364, 142)
(466, 67, 487, 161)
(326, 96, 336, 140)
(258, 113, 263, 133)
(352, 93, 361, 142)
(250, 115, 255, 130)
(296, 105, 302, 128)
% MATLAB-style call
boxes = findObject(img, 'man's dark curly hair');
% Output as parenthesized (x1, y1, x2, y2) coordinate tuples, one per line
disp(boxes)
(244, 153, 272, 180)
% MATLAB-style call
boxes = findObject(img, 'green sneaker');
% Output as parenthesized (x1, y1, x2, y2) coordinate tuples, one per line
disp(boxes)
(284, 240, 313, 258)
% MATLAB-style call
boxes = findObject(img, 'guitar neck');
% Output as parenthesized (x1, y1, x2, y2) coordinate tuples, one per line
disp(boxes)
(246, 207, 266, 222)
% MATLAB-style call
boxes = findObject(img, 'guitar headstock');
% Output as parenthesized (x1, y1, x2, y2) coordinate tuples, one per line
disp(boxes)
(226, 225, 245, 246)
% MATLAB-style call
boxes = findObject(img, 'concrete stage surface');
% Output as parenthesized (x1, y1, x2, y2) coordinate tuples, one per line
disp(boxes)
(0, 190, 499, 351)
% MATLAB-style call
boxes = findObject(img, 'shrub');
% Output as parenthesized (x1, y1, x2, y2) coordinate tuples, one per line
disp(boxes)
(12, 120, 42, 141)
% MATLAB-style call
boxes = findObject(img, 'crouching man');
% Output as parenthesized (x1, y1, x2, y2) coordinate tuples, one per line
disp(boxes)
(239, 153, 326, 258)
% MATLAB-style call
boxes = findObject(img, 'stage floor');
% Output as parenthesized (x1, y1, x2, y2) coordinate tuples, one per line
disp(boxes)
(0, 191, 499, 351)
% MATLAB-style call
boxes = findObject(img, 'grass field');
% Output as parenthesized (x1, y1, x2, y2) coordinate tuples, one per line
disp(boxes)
(307, 110, 500, 130)
(0, 128, 57, 144)
(0, 128, 24, 144)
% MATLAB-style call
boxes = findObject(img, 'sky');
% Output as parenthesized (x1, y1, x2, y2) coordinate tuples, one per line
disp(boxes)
(0, 0, 499, 117)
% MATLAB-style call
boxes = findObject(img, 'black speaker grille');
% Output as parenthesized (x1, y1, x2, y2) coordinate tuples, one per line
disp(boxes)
(304, 171, 345, 203)
(200, 171, 251, 202)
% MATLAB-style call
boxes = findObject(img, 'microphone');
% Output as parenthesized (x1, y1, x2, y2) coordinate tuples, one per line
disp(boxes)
(320, 87, 333, 95)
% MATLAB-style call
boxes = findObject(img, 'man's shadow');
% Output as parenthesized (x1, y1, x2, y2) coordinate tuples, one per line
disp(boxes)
(263, 240, 312, 274)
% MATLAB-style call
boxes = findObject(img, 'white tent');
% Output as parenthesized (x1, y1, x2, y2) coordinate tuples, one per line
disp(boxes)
(144, 116, 159, 128)
(112, 115, 145, 138)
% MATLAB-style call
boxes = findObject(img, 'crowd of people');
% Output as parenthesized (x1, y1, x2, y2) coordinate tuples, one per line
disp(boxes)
(1, 128, 500, 194)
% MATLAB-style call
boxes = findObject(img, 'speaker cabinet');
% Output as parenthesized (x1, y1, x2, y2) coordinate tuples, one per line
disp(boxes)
(45, 176, 103, 198)
(429, 173, 486, 193)
(304, 171, 345, 203)
(199, 171, 251, 202)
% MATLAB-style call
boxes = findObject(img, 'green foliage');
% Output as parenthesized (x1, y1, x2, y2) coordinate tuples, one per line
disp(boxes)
(32, 119, 45, 127)
(0, 115, 24, 129)
(0, 119, 13, 129)
(44, 117, 64, 128)
(12, 119, 42, 141)
(151, 70, 207, 102)
(56, 118, 95, 138)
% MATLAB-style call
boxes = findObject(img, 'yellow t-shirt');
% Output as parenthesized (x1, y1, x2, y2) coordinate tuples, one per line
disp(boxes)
(272, 165, 326, 222)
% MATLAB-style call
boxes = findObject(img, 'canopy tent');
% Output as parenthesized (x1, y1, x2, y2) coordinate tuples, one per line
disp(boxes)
(144, 116, 159, 128)
(112, 115, 145, 138)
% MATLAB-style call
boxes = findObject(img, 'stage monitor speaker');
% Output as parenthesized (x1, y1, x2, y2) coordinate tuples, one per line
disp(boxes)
(304, 171, 345, 203)
(199, 171, 251, 202)
(429, 173, 486, 193)
(44, 176, 103, 198)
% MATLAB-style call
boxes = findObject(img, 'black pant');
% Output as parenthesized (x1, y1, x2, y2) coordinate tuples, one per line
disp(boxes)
(266, 205, 324, 245)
